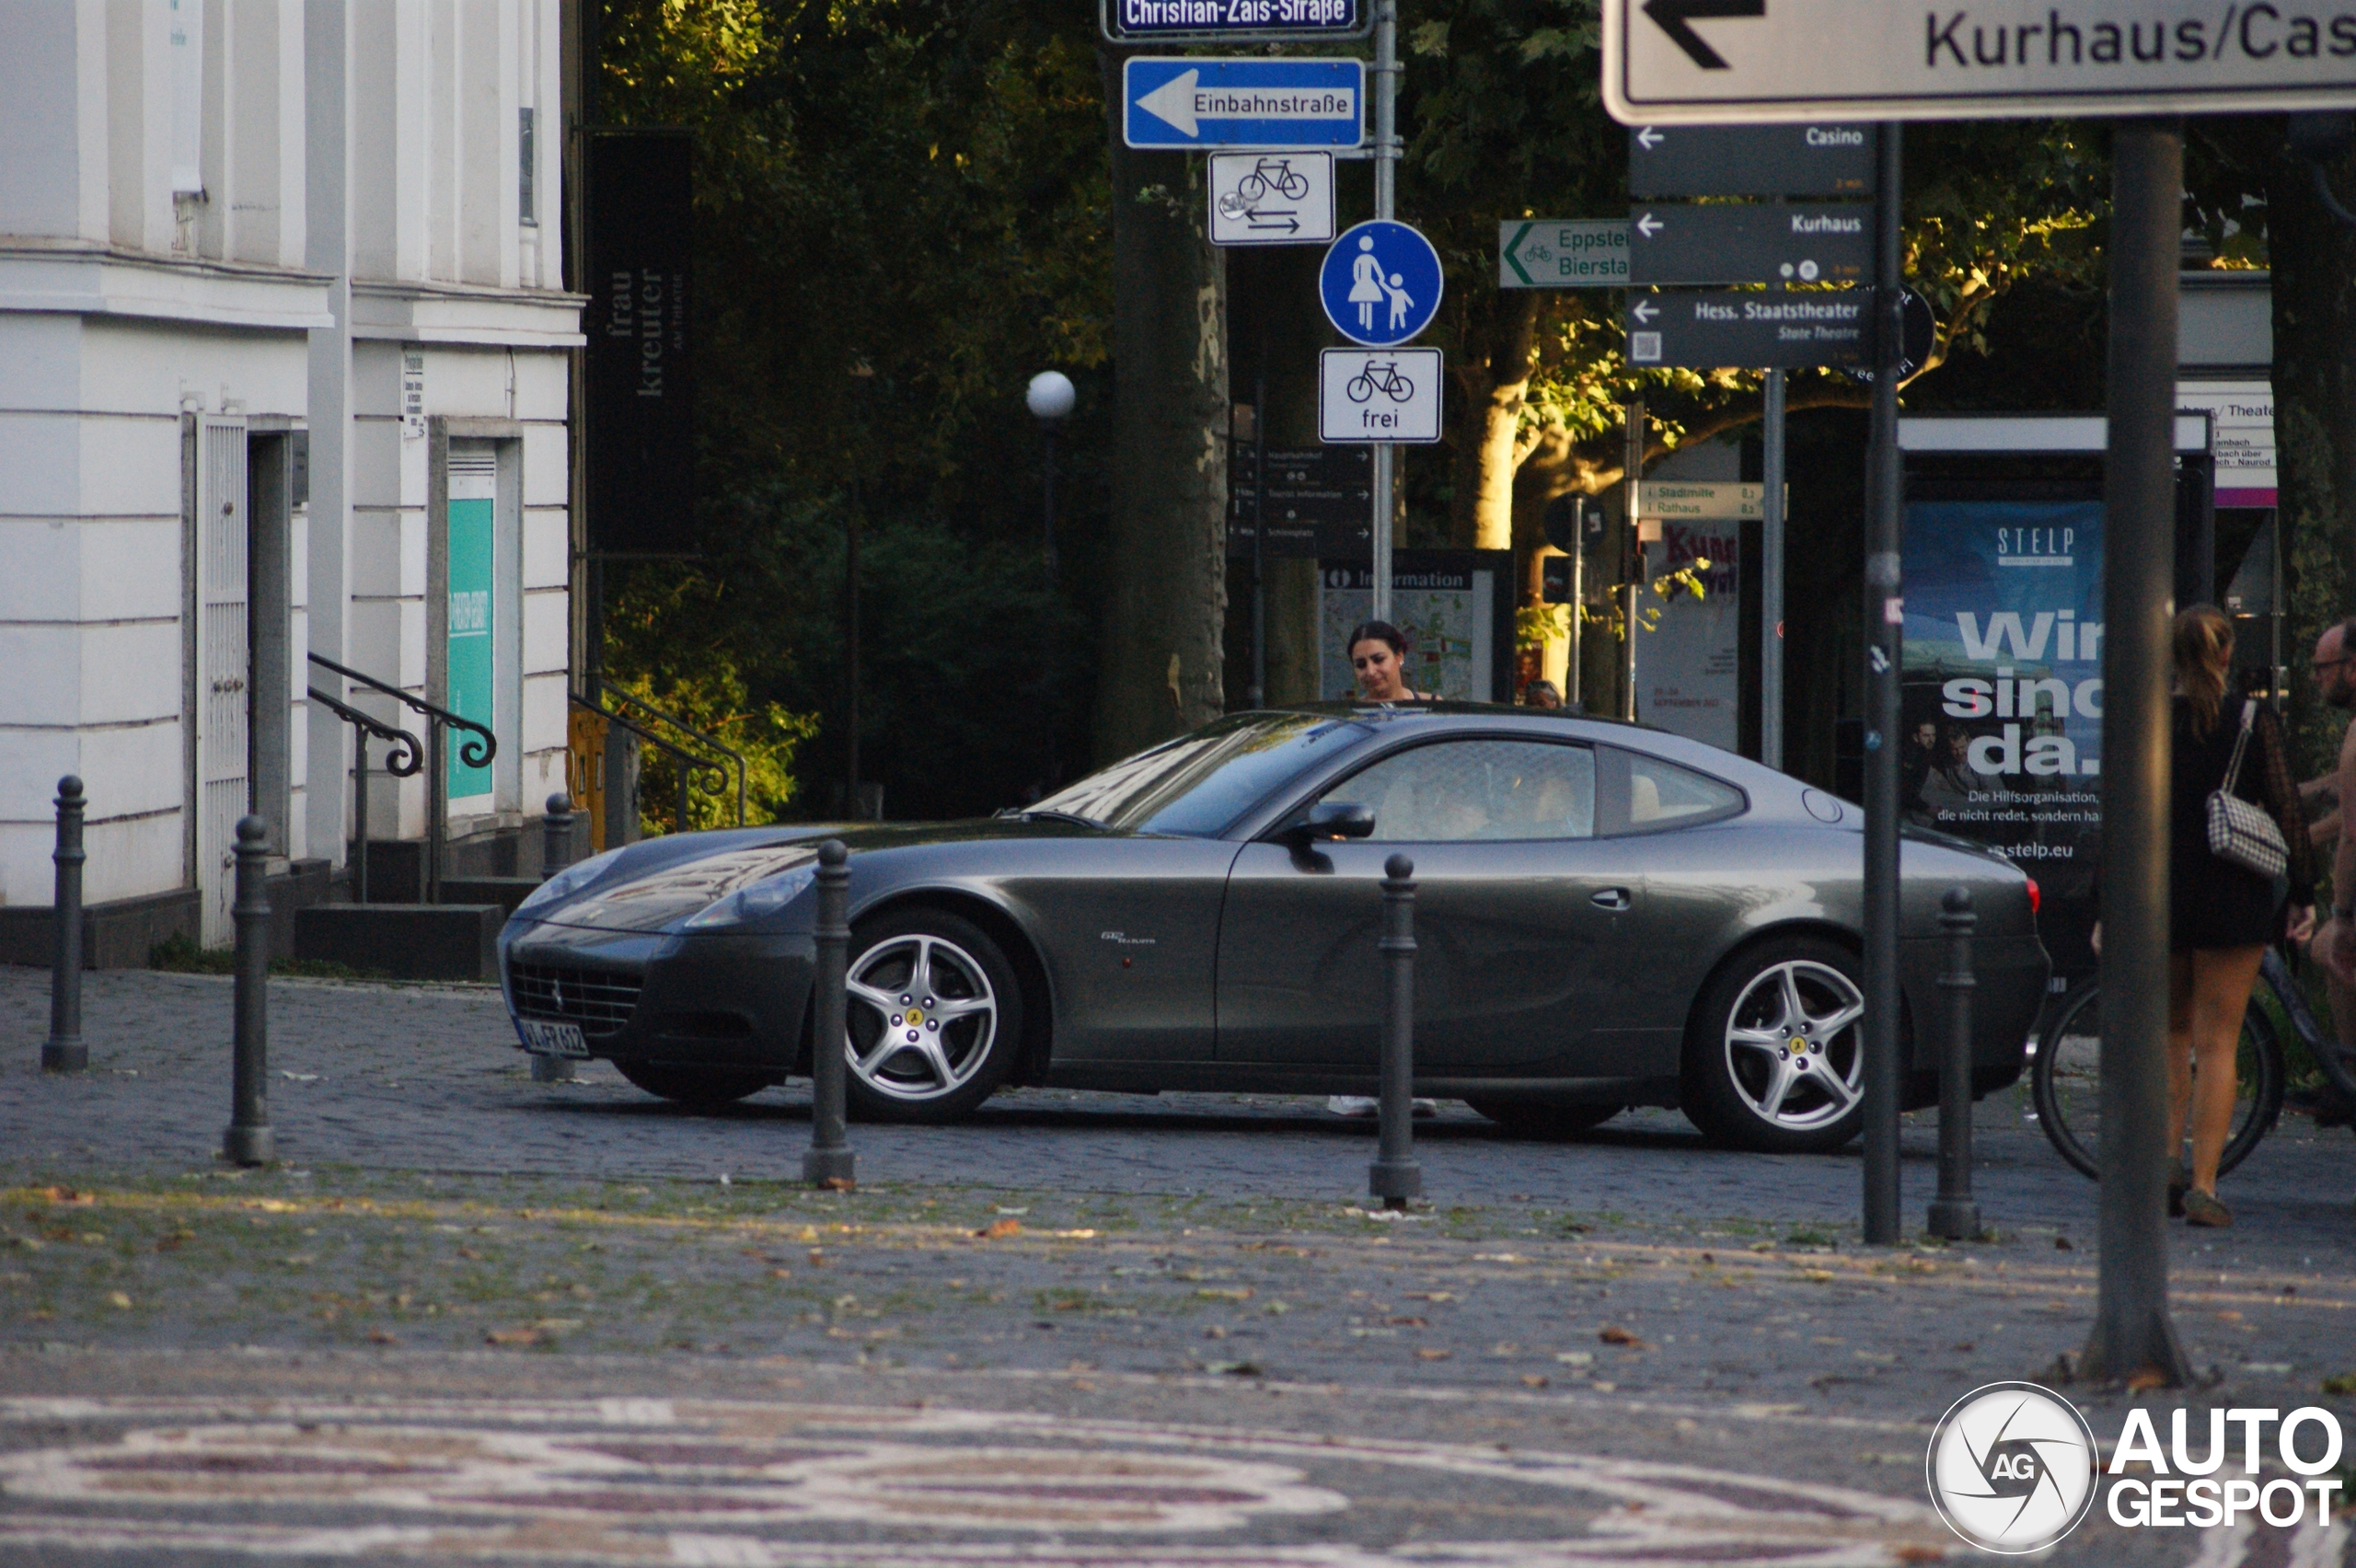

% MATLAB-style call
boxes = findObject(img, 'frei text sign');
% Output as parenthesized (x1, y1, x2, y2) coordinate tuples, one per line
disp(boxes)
(1124, 58, 1364, 149)
(1625, 289, 1870, 368)
(1499, 220, 1629, 287)
(1209, 152, 1335, 245)
(1627, 122, 1876, 195)
(1320, 348, 1444, 443)
(1603, 0, 2356, 122)
(1630, 202, 1870, 284)
(1103, 0, 1368, 40)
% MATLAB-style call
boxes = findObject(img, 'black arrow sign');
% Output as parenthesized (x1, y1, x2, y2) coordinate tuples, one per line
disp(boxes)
(1244, 208, 1300, 233)
(1641, 0, 1765, 69)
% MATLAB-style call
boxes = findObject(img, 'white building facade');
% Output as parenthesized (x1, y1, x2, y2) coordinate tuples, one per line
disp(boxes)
(0, 0, 581, 952)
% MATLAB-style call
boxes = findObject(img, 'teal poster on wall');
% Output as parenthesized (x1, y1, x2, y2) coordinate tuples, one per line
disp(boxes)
(446, 456, 496, 800)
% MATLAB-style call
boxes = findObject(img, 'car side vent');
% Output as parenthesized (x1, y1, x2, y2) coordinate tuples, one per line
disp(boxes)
(511, 961, 641, 1037)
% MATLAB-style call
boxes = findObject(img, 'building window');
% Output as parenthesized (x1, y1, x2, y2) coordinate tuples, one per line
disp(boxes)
(519, 108, 537, 226)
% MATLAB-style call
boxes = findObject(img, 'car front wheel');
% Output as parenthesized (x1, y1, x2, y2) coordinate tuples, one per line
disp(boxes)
(839, 908, 1025, 1124)
(1681, 938, 1867, 1153)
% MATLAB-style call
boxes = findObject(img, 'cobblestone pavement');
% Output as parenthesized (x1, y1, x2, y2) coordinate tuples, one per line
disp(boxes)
(2, 963, 2353, 1564)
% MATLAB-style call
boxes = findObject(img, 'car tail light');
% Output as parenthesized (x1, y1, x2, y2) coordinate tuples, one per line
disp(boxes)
(2025, 876, 2041, 914)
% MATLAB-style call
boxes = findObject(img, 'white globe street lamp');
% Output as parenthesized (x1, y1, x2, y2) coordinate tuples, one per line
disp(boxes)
(1026, 372, 1075, 578)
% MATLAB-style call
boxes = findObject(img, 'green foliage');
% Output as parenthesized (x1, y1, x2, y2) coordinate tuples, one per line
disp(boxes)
(600, 663, 819, 836)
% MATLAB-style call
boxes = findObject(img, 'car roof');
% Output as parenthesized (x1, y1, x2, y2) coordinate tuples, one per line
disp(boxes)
(1254, 699, 1660, 732)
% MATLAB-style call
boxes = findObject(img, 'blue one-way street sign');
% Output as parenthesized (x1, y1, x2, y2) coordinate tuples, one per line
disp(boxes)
(1320, 221, 1443, 347)
(1122, 58, 1365, 150)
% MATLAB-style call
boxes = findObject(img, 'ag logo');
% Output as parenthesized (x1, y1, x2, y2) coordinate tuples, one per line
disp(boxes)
(1924, 1380, 2096, 1553)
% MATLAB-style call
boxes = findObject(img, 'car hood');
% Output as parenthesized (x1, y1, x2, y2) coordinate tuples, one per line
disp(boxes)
(526, 816, 1108, 933)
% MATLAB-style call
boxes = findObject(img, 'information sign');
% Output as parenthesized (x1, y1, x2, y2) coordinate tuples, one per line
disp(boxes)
(1102, 0, 1368, 43)
(1627, 121, 1876, 195)
(1319, 349, 1444, 444)
(1498, 220, 1629, 288)
(1210, 153, 1335, 246)
(1629, 202, 1870, 285)
(1604, 0, 2356, 124)
(1123, 58, 1364, 150)
(1230, 445, 1372, 558)
(1625, 290, 1869, 369)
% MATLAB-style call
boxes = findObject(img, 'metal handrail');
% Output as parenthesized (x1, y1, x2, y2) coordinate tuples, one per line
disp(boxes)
(572, 689, 741, 836)
(309, 651, 498, 904)
(307, 686, 424, 778)
(595, 682, 748, 827)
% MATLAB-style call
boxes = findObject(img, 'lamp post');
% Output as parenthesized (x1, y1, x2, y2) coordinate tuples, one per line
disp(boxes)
(1026, 371, 1075, 580)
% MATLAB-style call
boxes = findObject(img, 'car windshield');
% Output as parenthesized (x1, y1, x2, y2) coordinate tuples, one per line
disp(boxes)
(1027, 713, 1371, 836)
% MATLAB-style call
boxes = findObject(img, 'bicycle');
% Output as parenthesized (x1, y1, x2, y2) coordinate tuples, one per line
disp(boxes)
(1345, 362, 1415, 404)
(1236, 157, 1310, 202)
(2030, 947, 2356, 1180)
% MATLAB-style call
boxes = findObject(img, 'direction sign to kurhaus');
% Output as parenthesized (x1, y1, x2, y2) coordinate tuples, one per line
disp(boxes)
(1605, 0, 2356, 122)
(1628, 122, 1876, 196)
(1625, 290, 1871, 369)
(1630, 202, 1870, 285)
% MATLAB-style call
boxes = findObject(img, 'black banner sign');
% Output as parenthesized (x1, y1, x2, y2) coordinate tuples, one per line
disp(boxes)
(585, 131, 694, 556)
(1228, 444, 1372, 558)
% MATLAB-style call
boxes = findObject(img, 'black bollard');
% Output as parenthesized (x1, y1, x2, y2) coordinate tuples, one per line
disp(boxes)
(223, 816, 274, 1166)
(1926, 886, 1981, 1240)
(1369, 853, 1423, 1210)
(803, 839, 856, 1188)
(43, 777, 87, 1072)
(543, 792, 573, 875)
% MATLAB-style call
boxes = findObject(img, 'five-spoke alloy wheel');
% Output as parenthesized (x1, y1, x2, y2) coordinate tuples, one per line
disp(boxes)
(1681, 938, 1867, 1152)
(839, 908, 1024, 1124)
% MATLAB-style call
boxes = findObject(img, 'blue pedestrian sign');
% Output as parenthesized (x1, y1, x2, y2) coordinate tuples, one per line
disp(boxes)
(1122, 58, 1365, 151)
(1320, 221, 1443, 347)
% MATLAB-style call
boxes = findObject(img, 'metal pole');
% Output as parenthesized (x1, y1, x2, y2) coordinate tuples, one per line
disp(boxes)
(2082, 118, 2193, 1388)
(43, 776, 86, 1072)
(543, 792, 573, 875)
(1251, 358, 1267, 709)
(846, 481, 861, 815)
(1043, 424, 1059, 582)
(426, 725, 444, 905)
(1860, 123, 1904, 1246)
(352, 735, 369, 904)
(1369, 0, 1398, 625)
(223, 815, 273, 1166)
(803, 838, 857, 1188)
(1927, 887, 1981, 1240)
(1566, 499, 1584, 709)
(1761, 368, 1786, 771)
(1621, 400, 1644, 721)
(1369, 852, 1422, 1209)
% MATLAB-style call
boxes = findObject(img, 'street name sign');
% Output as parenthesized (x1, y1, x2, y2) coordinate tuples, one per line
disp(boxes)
(1103, 0, 1368, 42)
(1630, 202, 1870, 284)
(1628, 122, 1875, 195)
(1320, 348, 1444, 443)
(1321, 221, 1445, 345)
(1210, 152, 1335, 245)
(1123, 58, 1364, 149)
(1605, 0, 2356, 123)
(1625, 290, 1869, 368)
(1499, 220, 1629, 288)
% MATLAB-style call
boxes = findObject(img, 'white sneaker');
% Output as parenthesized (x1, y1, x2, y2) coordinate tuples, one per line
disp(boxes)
(1326, 1096, 1440, 1118)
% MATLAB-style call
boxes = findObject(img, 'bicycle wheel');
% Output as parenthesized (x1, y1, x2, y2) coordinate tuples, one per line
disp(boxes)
(1276, 171, 1310, 199)
(1238, 173, 1269, 202)
(2032, 981, 2285, 1182)
(1345, 374, 1374, 403)
(1386, 374, 1415, 401)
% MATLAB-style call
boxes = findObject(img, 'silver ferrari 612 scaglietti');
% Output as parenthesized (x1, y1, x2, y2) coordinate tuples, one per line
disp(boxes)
(500, 704, 2049, 1152)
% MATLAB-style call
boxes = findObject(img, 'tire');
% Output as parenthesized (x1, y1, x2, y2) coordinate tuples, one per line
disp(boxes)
(615, 1061, 773, 1108)
(1681, 937, 1868, 1153)
(1466, 1098, 1622, 1139)
(838, 907, 1025, 1124)
(1346, 374, 1374, 404)
(2030, 980, 2283, 1182)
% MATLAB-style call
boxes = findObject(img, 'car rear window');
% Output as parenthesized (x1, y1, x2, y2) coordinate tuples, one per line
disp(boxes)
(1597, 747, 1746, 836)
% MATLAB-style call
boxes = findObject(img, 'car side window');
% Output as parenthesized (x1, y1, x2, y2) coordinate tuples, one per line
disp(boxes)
(1320, 740, 1595, 842)
(1597, 747, 1745, 836)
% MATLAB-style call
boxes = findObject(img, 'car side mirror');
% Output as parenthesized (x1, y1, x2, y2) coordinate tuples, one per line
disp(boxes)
(1278, 801, 1375, 847)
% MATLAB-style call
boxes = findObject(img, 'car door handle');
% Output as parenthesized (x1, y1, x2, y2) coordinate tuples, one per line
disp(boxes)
(1590, 887, 1631, 911)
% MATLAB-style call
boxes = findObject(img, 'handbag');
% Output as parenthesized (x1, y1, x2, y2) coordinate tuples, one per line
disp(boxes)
(2208, 698, 2290, 880)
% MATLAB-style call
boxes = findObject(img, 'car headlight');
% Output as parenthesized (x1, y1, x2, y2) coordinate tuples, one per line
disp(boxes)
(514, 847, 627, 917)
(683, 865, 818, 929)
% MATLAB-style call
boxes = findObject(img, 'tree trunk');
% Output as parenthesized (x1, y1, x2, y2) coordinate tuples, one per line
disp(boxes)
(1095, 52, 1229, 762)
(2266, 144, 2356, 778)
(1449, 293, 1542, 552)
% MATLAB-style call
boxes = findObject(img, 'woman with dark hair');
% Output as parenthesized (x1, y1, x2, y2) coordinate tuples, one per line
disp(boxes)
(2165, 604, 2316, 1226)
(1347, 619, 1433, 704)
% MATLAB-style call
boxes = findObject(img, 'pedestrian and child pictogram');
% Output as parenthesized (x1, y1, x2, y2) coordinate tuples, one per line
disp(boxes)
(1319, 221, 1443, 347)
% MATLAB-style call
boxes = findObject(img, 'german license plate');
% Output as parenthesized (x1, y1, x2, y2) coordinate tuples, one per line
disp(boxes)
(518, 1020, 588, 1058)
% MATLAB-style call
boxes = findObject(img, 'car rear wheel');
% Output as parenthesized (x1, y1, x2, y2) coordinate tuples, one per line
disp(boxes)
(614, 1061, 774, 1108)
(1681, 938, 1867, 1153)
(840, 907, 1025, 1124)
(1465, 1098, 1622, 1138)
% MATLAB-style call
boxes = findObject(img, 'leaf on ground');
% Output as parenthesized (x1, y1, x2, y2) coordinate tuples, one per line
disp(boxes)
(2124, 1365, 2170, 1392)
(107, 1292, 131, 1309)
(1195, 1286, 1253, 1302)
(1599, 1325, 1646, 1348)
(1416, 1348, 1452, 1361)
(1521, 1373, 1550, 1389)
(977, 1218, 1022, 1239)
(2321, 1373, 2356, 1396)
(485, 1326, 543, 1346)
(40, 1187, 93, 1205)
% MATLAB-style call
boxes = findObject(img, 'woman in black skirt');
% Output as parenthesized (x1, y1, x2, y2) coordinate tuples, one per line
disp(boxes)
(2167, 605, 2315, 1226)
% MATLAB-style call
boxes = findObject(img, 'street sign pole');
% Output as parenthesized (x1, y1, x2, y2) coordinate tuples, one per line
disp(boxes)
(1253, 355, 1268, 709)
(2083, 119, 2195, 1389)
(1621, 400, 1643, 721)
(1369, 0, 1399, 622)
(1860, 122, 1902, 1247)
(1761, 368, 1784, 770)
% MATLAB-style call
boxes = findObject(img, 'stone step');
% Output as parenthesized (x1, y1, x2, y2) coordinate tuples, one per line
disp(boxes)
(294, 904, 505, 983)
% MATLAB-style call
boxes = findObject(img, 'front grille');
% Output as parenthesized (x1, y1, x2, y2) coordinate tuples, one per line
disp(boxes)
(510, 960, 643, 1036)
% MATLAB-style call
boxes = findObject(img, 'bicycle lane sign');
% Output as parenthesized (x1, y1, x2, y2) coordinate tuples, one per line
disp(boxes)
(1320, 348, 1442, 444)
(1209, 152, 1334, 246)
